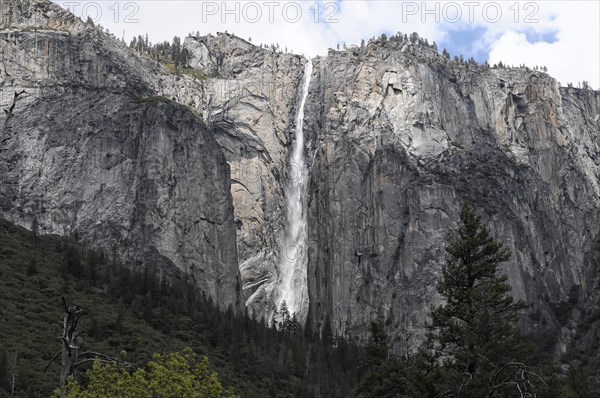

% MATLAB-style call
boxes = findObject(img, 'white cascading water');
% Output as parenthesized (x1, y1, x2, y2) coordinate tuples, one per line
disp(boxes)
(277, 60, 313, 325)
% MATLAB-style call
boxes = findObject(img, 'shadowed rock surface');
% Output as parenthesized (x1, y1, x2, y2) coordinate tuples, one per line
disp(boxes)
(303, 42, 600, 347)
(0, 0, 240, 307)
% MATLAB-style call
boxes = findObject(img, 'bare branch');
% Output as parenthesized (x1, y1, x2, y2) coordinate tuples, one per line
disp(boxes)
(62, 296, 69, 313)
(78, 351, 129, 366)
(43, 351, 62, 373)
(75, 358, 129, 368)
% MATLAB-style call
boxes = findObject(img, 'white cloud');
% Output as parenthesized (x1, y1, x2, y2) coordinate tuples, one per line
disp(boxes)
(487, 1, 599, 89)
(52, 1, 599, 88)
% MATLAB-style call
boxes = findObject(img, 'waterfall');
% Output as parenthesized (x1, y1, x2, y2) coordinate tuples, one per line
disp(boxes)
(277, 60, 313, 325)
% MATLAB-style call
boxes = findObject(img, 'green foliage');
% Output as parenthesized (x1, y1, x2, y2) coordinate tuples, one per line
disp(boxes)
(165, 64, 208, 80)
(64, 246, 82, 277)
(25, 259, 37, 276)
(129, 34, 202, 78)
(356, 204, 556, 397)
(560, 363, 600, 397)
(277, 302, 302, 336)
(0, 349, 8, 391)
(427, 203, 539, 396)
(55, 349, 237, 398)
(354, 322, 444, 398)
(363, 322, 388, 368)
(324, 317, 337, 347)
(0, 218, 360, 397)
(355, 321, 391, 397)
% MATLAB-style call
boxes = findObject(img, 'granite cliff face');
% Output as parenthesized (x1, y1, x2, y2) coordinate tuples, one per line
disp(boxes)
(182, 34, 308, 318)
(303, 42, 600, 346)
(0, 0, 240, 306)
(2, 0, 600, 347)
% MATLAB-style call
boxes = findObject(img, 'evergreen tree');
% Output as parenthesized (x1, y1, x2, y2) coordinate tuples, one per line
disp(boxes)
(0, 348, 8, 391)
(172, 36, 182, 68)
(26, 258, 37, 276)
(289, 314, 301, 336)
(279, 301, 290, 331)
(64, 246, 82, 277)
(355, 321, 391, 397)
(321, 316, 334, 346)
(429, 203, 539, 397)
(114, 301, 126, 334)
(1, 218, 363, 397)
(179, 47, 190, 68)
(88, 251, 98, 287)
(56, 349, 237, 398)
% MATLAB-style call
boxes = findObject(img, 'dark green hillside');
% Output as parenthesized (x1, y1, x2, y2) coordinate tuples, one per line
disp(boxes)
(0, 219, 361, 397)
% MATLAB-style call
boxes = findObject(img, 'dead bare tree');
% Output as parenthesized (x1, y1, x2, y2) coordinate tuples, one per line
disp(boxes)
(483, 355, 548, 398)
(45, 298, 128, 396)
(58, 297, 81, 389)
(10, 352, 17, 396)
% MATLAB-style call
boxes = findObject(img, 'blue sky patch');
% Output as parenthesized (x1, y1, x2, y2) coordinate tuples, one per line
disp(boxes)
(523, 29, 559, 44)
(442, 27, 489, 64)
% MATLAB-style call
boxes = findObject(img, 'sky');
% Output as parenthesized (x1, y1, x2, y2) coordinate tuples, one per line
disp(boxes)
(53, 0, 600, 88)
